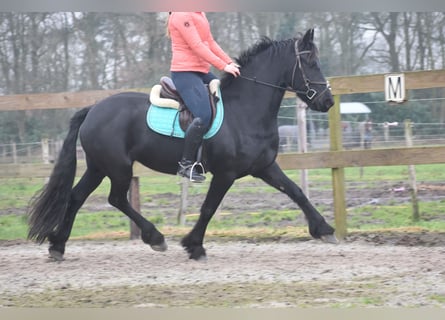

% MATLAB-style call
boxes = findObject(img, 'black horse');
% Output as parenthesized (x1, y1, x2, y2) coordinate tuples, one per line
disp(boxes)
(28, 29, 337, 261)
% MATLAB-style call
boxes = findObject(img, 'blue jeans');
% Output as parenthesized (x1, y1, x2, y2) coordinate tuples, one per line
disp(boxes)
(171, 71, 217, 128)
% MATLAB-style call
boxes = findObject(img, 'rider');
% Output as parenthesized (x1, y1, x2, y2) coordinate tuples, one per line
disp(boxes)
(167, 12, 240, 182)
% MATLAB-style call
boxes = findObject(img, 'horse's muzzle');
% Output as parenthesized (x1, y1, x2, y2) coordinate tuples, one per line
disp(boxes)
(322, 95, 335, 112)
(310, 88, 334, 113)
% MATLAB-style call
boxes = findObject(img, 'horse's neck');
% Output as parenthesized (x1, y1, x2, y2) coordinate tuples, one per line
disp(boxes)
(222, 81, 285, 130)
(222, 46, 291, 128)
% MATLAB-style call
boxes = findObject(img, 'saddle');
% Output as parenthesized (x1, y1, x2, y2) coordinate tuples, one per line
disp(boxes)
(149, 76, 220, 132)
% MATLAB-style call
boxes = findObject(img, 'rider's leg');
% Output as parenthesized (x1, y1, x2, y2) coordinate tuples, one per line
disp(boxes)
(171, 72, 213, 182)
(177, 117, 207, 182)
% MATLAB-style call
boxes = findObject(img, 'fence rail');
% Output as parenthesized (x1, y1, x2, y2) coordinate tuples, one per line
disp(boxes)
(1, 145, 445, 179)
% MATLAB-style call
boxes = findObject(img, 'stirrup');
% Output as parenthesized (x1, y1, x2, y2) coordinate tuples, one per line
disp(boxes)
(191, 161, 205, 175)
(178, 161, 206, 182)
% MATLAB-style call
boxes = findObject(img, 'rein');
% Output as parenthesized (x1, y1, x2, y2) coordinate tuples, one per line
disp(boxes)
(239, 44, 330, 102)
(239, 74, 305, 94)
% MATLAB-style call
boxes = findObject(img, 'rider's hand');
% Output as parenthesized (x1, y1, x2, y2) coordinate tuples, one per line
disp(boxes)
(224, 63, 240, 77)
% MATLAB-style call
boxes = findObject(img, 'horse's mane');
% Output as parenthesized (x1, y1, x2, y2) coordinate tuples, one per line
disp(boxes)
(235, 36, 277, 67)
(220, 34, 318, 88)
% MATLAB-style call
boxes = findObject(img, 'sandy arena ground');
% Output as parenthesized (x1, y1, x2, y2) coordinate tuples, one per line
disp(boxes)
(1, 235, 444, 307)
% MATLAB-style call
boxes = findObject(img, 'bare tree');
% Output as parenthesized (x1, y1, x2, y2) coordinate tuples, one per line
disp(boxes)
(370, 12, 401, 72)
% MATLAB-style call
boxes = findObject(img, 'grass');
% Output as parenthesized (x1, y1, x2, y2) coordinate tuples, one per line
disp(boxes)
(0, 164, 444, 241)
(347, 200, 445, 231)
(71, 211, 130, 238)
(0, 214, 28, 239)
(0, 177, 43, 210)
(1, 202, 443, 241)
(429, 294, 445, 304)
(207, 210, 299, 229)
(361, 296, 384, 306)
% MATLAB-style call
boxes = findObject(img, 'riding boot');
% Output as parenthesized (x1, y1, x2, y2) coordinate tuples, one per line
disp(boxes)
(178, 117, 207, 182)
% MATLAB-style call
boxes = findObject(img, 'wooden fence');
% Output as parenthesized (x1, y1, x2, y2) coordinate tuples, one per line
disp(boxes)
(1, 69, 445, 239)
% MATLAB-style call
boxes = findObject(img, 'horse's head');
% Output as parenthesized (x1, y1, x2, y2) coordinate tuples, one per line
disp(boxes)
(290, 29, 334, 112)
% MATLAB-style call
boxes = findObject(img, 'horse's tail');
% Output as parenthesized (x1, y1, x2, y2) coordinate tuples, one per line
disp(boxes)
(27, 106, 91, 243)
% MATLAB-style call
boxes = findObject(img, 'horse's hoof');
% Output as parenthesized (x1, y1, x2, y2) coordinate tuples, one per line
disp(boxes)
(187, 247, 207, 260)
(189, 252, 207, 261)
(321, 234, 339, 244)
(195, 254, 208, 262)
(48, 250, 65, 262)
(150, 241, 168, 252)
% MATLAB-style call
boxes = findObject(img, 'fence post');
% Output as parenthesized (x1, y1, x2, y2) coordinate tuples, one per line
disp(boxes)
(129, 176, 142, 239)
(404, 120, 420, 221)
(11, 141, 17, 164)
(177, 178, 189, 225)
(41, 138, 50, 164)
(26, 144, 32, 162)
(329, 95, 347, 239)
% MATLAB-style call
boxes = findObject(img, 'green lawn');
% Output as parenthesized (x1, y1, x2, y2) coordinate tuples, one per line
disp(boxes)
(0, 164, 444, 240)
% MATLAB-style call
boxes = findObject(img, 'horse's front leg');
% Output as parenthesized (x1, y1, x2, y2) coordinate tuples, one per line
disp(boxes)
(254, 161, 337, 243)
(181, 174, 235, 260)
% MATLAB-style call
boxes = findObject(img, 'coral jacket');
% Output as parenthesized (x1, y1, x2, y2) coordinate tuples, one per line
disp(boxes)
(168, 12, 233, 73)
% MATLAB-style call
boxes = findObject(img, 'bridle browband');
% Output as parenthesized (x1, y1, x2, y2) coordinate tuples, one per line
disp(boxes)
(239, 40, 330, 102)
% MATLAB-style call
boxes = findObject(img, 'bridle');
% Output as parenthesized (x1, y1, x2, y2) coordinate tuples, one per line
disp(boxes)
(291, 44, 331, 101)
(239, 40, 330, 102)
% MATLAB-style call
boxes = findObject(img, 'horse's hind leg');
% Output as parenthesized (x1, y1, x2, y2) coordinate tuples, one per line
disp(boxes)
(48, 167, 105, 260)
(108, 171, 167, 252)
(254, 161, 337, 243)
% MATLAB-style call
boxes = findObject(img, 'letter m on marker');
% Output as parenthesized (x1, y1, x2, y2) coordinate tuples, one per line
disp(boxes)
(385, 74, 406, 103)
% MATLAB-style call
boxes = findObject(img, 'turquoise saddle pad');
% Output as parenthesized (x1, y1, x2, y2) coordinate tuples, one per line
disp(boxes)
(146, 89, 224, 139)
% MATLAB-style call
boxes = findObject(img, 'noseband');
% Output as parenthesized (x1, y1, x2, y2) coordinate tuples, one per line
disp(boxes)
(239, 40, 330, 102)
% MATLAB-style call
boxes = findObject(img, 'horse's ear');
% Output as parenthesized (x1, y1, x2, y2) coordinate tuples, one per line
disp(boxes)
(303, 28, 314, 44)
